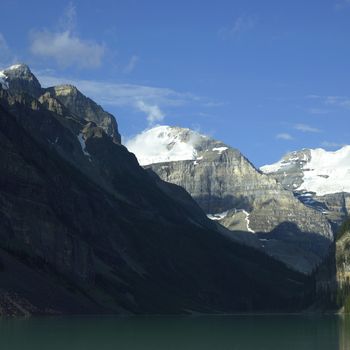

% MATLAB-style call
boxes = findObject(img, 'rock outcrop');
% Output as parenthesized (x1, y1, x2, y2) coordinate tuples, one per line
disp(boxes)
(47, 84, 121, 143)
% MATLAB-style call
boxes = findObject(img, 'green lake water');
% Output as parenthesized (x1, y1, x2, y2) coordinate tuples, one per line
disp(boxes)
(0, 314, 349, 350)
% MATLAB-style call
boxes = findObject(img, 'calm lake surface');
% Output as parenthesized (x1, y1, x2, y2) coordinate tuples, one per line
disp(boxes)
(0, 314, 349, 350)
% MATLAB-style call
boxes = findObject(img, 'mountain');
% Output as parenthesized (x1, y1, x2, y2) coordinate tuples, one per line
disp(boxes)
(261, 147, 350, 227)
(0, 64, 313, 315)
(127, 126, 333, 274)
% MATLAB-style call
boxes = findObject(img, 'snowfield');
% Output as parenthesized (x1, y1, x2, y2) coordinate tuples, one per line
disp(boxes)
(126, 125, 205, 166)
(77, 133, 91, 157)
(212, 146, 228, 154)
(207, 211, 229, 221)
(298, 147, 350, 195)
(262, 146, 350, 196)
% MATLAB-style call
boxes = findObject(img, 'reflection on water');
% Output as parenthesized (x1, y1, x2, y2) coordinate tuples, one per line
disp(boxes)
(0, 314, 348, 350)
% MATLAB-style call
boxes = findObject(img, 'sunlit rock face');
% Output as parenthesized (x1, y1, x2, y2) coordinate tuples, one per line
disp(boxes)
(129, 126, 334, 274)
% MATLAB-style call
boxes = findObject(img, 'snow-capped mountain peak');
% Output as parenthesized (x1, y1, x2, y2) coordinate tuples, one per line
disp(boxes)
(261, 146, 350, 196)
(6, 64, 27, 71)
(126, 125, 208, 166)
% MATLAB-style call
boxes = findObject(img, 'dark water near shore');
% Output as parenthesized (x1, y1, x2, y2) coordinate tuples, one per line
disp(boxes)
(0, 314, 349, 350)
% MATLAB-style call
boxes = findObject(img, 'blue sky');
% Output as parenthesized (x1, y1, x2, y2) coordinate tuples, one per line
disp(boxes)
(1, 0, 350, 165)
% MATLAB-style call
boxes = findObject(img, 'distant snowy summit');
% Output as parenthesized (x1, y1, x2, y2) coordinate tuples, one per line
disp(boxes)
(261, 146, 350, 196)
(126, 126, 202, 165)
(126, 125, 228, 166)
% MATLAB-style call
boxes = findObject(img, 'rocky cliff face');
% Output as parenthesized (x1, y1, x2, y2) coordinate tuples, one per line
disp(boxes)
(47, 84, 121, 144)
(326, 218, 350, 313)
(0, 64, 313, 315)
(336, 220, 350, 288)
(128, 126, 333, 274)
(261, 148, 350, 227)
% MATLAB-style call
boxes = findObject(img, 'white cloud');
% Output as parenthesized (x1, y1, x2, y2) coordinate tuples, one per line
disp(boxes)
(325, 95, 350, 108)
(306, 94, 350, 109)
(219, 15, 257, 39)
(307, 108, 329, 115)
(306, 94, 322, 99)
(124, 55, 139, 73)
(36, 73, 212, 124)
(294, 123, 322, 133)
(30, 31, 105, 68)
(0, 33, 10, 57)
(321, 141, 346, 148)
(59, 2, 76, 32)
(37, 74, 204, 108)
(29, 3, 105, 68)
(336, 0, 350, 9)
(0, 33, 17, 67)
(276, 133, 293, 140)
(136, 101, 164, 125)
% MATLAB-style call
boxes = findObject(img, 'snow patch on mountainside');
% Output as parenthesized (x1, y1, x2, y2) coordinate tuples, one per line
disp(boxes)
(298, 147, 350, 195)
(261, 146, 350, 195)
(126, 125, 206, 166)
(260, 151, 308, 173)
(212, 146, 228, 154)
(6, 64, 23, 71)
(242, 210, 255, 233)
(260, 158, 287, 173)
(77, 133, 91, 157)
(207, 211, 229, 221)
(0, 71, 8, 89)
